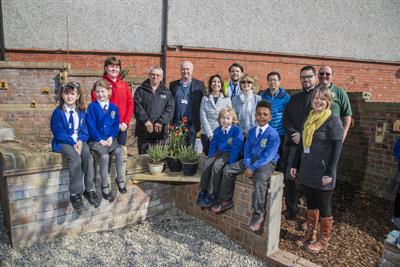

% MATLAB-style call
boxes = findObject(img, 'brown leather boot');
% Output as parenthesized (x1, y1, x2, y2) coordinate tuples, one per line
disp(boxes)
(306, 216, 333, 254)
(296, 209, 319, 246)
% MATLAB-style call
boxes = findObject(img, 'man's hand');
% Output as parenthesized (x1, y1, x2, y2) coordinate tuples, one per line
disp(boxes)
(74, 140, 83, 155)
(291, 132, 300, 144)
(244, 168, 254, 179)
(145, 121, 153, 133)
(119, 122, 128, 131)
(154, 122, 163, 133)
(322, 176, 333, 186)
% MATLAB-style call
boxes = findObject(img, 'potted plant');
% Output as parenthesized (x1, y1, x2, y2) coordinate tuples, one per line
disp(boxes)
(147, 144, 168, 175)
(177, 145, 199, 176)
(166, 117, 188, 172)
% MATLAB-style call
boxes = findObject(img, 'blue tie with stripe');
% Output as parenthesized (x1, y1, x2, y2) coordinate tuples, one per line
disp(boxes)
(258, 128, 263, 138)
(69, 111, 74, 135)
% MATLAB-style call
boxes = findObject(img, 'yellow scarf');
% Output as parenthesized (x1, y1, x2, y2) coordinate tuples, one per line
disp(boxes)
(302, 109, 331, 149)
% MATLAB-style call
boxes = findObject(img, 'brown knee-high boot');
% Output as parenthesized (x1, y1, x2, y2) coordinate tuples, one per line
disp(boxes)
(306, 216, 333, 254)
(296, 209, 319, 246)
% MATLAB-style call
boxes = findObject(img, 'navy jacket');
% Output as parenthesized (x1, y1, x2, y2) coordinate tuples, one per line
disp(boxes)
(170, 78, 206, 132)
(208, 125, 244, 164)
(50, 107, 89, 152)
(87, 101, 120, 142)
(243, 125, 280, 172)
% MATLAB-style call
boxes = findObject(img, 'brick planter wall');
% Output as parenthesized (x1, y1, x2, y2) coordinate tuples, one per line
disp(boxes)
(0, 143, 174, 247)
(175, 172, 284, 259)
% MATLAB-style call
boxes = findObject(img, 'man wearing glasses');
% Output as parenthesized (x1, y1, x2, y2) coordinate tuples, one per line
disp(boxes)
(134, 66, 175, 154)
(259, 71, 290, 171)
(282, 65, 318, 220)
(318, 66, 352, 141)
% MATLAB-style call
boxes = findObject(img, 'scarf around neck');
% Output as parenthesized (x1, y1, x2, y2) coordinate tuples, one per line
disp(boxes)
(302, 109, 331, 149)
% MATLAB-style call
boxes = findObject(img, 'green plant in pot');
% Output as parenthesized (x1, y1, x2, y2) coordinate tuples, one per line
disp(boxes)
(147, 144, 168, 175)
(177, 145, 199, 176)
(166, 117, 188, 172)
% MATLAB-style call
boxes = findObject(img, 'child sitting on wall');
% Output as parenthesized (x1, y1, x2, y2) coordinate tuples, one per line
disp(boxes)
(87, 79, 127, 202)
(50, 82, 100, 211)
(212, 100, 280, 232)
(196, 107, 244, 208)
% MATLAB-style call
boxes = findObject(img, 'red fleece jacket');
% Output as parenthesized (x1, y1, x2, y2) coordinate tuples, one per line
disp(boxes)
(91, 74, 134, 125)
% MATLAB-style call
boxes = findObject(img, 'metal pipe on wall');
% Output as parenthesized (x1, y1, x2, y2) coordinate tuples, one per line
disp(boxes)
(0, 0, 5, 60)
(161, 0, 168, 84)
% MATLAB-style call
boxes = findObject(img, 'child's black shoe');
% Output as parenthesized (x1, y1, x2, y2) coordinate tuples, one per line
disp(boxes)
(116, 179, 127, 194)
(70, 194, 83, 211)
(83, 190, 100, 208)
(101, 185, 114, 202)
(202, 194, 217, 208)
(196, 190, 208, 206)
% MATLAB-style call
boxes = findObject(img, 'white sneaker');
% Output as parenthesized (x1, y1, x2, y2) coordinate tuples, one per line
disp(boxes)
(391, 217, 400, 228)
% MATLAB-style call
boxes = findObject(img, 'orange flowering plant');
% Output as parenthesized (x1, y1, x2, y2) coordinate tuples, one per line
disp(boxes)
(167, 116, 188, 159)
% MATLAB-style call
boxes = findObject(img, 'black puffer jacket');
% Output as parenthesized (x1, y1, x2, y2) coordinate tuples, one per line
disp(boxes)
(134, 79, 175, 138)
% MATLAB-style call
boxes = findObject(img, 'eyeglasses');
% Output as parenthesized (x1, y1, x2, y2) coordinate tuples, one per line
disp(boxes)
(300, 75, 315, 80)
(319, 72, 332, 77)
(240, 81, 253, 84)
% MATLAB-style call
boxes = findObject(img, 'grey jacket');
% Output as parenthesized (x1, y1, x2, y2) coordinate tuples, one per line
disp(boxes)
(232, 93, 261, 133)
(200, 93, 232, 137)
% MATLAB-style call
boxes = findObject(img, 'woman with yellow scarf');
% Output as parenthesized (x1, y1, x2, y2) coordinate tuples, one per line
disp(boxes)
(290, 87, 344, 254)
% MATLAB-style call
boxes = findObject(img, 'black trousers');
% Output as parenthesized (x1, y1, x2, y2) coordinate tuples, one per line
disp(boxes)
(283, 144, 299, 214)
(394, 193, 400, 217)
(302, 185, 333, 217)
(137, 137, 165, 155)
(200, 134, 211, 156)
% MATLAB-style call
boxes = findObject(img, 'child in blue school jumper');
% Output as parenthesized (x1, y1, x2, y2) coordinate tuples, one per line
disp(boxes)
(196, 107, 244, 208)
(87, 79, 127, 202)
(50, 82, 100, 211)
(392, 137, 400, 227)
(212, 100, 280, 232)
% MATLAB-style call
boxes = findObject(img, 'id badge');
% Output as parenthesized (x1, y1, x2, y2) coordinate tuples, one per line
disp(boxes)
(181, 99, 188, 104)
(304, 147, 310, 154)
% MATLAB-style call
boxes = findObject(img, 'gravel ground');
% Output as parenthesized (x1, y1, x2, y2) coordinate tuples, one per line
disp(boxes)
(0, 207, 265, 267)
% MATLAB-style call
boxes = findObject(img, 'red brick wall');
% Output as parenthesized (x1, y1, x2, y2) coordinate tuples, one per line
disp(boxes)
(338, 93, 400, 199)
(175, 180, 270, 258)
(6, 47, 400, 102)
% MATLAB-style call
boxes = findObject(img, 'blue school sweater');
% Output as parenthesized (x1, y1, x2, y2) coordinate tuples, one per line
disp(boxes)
(259, 88, 290, 136)
(208, 125, 244, 164)
(50, 107, 89, 152)
(243, 125, 280, 172)
(87, 102, 120, 142)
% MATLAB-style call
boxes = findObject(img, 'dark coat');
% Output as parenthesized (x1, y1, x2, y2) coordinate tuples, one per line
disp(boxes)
(134, 79, 175, 139)
(169, 78, 206, 132)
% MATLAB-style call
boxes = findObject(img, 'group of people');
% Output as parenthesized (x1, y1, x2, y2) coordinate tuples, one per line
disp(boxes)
(51, 57, 133, 210)
(50, 56, 354, 254)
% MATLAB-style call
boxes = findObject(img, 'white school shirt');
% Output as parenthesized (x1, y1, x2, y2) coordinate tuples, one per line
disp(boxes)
(221, 125, 232, 135)
(255, 124, 269, 137)
(97, 100, 109, 110)
(63, 104, 79, 142)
